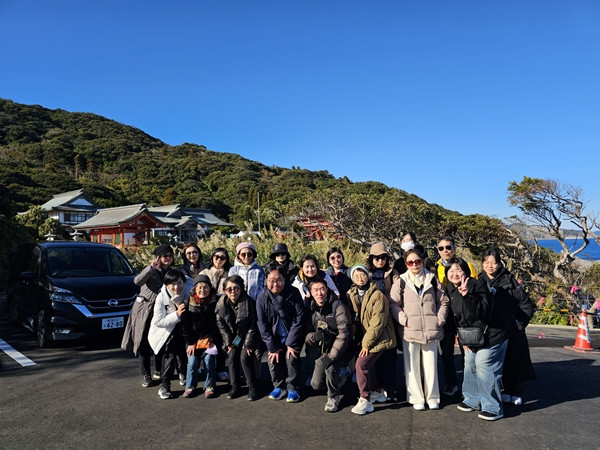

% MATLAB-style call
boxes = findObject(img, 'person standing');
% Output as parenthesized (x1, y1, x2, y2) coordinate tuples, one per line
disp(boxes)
(256, 267, 306, 403)
(325, 247, 353, 303)
(479, 248, 536, 406)
(435, 236, 478, 396)
(229, 242, 265, 301)
(215, 275, 264, 401)
(347, 264, 396, 415)
(200, 247, 232, 295)
(180, 243, 206, 279)
(122, 244, 174, 387)
(264, 243, 299, 284)
(446, 257, 508, 421)
(389, 249, 449, 410)
(148, 269, 190, 400)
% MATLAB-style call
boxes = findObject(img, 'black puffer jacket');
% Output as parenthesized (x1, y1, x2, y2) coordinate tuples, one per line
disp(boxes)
(305, 292, 353, 363)
(264, 259, 299, 283)
(446, 277, 509, 348)
(215, 292, 263, 354)
(479, 267, 535, 330)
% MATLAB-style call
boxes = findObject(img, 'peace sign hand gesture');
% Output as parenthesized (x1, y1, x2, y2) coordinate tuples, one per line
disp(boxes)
(457, 275, 469, 296)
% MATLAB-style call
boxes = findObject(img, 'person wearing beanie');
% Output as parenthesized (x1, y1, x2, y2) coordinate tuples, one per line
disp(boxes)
(148, 269, 192, 399)
(347, 264, 396, 415)
(122, 244, 175, 388)
(264, 243, 299, 284)
(228, 242, 265, 300)
(180, 274, 221, 398)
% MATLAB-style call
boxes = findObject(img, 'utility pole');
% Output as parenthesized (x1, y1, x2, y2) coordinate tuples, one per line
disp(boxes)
(257, 192, 261, 233)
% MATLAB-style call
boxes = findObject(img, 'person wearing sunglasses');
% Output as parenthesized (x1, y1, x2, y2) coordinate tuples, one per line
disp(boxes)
(366, 242, 394, 296)
(199, 247, 232, 295)
(435, 236, 479, 397)
(389, 249, 449, 410)
(180, 243, 206, 279)
(265, 243, 299, 284)
(122, 244, 175, 388)
(325, 247, 353, 303)
(228, 242, 265, 301)
(366, 242, 398, 402)
(215, 275, 265, 401)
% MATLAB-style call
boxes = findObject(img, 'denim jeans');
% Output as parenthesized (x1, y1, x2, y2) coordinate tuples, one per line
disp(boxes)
(186, 351, 216, 389)
(462, 340, 508, 415)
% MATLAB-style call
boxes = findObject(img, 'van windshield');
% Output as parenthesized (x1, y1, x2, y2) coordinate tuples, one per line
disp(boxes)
(46, 247, 136, 278)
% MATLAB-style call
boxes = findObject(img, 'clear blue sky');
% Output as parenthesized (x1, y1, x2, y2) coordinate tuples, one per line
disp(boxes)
(2, 1, 599, 221)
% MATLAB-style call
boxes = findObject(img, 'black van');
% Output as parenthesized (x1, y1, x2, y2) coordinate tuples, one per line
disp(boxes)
(7, 241, 139, 347)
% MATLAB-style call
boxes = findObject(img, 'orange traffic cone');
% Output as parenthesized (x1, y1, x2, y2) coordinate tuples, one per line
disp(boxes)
(564, 310, 599, 353)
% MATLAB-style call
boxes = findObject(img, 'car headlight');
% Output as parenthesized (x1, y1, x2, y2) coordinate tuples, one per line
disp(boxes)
(50, 285, 83, 304)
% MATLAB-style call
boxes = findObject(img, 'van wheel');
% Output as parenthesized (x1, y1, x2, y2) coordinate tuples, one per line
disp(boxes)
(36, 310, 52, 348)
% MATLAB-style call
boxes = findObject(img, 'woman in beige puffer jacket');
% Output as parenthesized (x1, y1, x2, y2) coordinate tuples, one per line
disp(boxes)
(389, 249, 449, 410)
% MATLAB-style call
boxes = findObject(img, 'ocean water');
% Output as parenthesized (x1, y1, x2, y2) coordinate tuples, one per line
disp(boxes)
(534, 238, 600, 261)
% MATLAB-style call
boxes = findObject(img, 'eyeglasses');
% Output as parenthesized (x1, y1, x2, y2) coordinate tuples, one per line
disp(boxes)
(406, 259, 422, 267)
(329, 255, 342, 260)
(266, 278, 284, 285)
(373, 255, 388, 261)
(438, 245, 453, 251)
(214, 254, 227, 261)
(161, 253, 174, 258)
(239, 252, 253, 258)
(225, 286, 240, 293)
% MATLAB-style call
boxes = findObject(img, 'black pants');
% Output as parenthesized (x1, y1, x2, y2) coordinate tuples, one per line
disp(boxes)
(227, 347, 259, 390)
(267, 346, 301, 391)
(440, 319, 458, 387)
(138, 335, 161, 376)
(160, 333, 187, 389)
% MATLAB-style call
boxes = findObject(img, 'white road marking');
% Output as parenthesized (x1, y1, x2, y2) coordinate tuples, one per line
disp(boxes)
(0, 339, 36, 366)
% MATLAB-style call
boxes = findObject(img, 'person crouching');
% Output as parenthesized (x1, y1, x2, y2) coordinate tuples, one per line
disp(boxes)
(305, 278, 353, 412)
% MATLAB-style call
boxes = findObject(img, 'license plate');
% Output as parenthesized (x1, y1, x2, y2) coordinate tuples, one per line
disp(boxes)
(102, 317, 124, 330)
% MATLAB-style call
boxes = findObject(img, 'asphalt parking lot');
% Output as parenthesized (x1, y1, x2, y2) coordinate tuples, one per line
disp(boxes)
(1, 310, 599, 449)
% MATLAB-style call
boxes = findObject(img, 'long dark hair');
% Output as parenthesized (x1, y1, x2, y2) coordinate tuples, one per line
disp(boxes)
(207, 247, 232, 270)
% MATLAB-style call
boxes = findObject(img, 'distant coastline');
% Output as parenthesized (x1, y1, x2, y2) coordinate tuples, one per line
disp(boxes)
(533, 238, 600, 262)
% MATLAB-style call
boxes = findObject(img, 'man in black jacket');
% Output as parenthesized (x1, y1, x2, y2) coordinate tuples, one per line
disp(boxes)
(305, 278, 352, 412)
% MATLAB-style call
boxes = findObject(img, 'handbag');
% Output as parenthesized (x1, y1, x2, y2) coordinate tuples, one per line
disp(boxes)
(457, 326, 485, 347)
(455, 282, 494, 347)
(195, 335, 211, 350)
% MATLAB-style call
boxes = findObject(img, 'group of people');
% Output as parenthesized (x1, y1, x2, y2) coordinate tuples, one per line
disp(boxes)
(121, 233, 536, 420)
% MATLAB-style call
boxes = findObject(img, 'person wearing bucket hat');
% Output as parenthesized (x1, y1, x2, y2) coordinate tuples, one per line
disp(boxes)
(347, 264, 396, 415)
(367, 242, 394, 296)
(265, 243, 299, 283)
(122, 244, 175, 388)
(229, 242, 265, 300)
(180, 274, 221, 398)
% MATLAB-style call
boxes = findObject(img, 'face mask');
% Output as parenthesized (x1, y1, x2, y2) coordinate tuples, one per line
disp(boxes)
(401, 241, 415, 252)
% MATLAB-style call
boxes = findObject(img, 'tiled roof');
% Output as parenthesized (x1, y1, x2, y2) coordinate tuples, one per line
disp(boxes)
(73, 204, 162, 228)
(40, 189, 99, 212)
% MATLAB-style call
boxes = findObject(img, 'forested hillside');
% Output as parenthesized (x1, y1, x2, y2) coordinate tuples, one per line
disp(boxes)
(0, 99, 438, 229)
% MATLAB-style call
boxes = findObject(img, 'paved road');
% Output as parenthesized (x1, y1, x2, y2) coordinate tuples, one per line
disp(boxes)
(1, 319, 599, 449)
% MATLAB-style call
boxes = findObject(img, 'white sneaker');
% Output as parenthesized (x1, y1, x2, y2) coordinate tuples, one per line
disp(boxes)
(428, 402, 440, 410)
(501, 393, 511, 403)
(511, 396, 523, 405)
(351, 397, 374, 415)
(370, 390, 387, 404)
(324, 396, 339, 412)
(413, 403, 426, 411)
